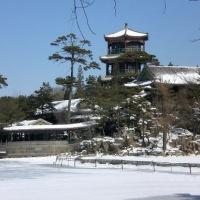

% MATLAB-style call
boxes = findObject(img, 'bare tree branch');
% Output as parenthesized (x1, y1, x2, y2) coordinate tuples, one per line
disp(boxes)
(163, 0, 167, 14)
(114, 0, 117, 16)
(76, 0, 95, 8)
(79, 0, 96, 35)
(72, 0, 199, 41)
(191, 38, 200, 42)
(72, 0, 117, 39)
(73, 0, 85, 40)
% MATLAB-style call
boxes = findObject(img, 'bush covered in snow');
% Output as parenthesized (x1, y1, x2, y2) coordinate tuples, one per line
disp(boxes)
(78, 137, 124, 154)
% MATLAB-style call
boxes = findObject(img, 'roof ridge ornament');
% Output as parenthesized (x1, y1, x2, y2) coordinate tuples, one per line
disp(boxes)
(124, 23, 128, 36)
(124, 23, 128, 30)
(104, 25, 148, 41)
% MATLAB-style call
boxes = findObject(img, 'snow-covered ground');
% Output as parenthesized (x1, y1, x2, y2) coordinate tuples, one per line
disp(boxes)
(0, 156, 200, 200)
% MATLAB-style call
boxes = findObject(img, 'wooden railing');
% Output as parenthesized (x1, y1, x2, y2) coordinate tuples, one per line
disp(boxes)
(109, 47, 142, 54)
(54, 154, 200, 175)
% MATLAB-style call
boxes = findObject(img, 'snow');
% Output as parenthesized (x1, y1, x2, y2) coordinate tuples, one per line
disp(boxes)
(14, 119, 38, 126)
(36, 99, 81, 114)
(125, 81, 153, 88)
(3, 121, 97, 131)
(124, 82, 138, 87)
(71, 114, 101, 121)
(170, 128, 193, 140)
(126, 66, 200, 86)
(0, 156, 200, 200)
(105, 28, 148, 38)
(133, 90, 147, 98)
(93, 137, 115, 143)
(155, 72, 200, 85)
(100, 54, 120, 59)
(101, 75, 113, 81)
(11, 118, 52, 127)
(145, 65, 200, 85)
(52, 99, 81, 112)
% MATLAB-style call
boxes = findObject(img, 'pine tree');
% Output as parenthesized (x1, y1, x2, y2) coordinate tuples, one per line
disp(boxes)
(33, 82, 54, 117)
(49, 33, 99, 123)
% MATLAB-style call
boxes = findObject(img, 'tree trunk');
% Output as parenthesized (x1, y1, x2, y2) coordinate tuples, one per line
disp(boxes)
(163, 130, 167, 151)
(66, 58, 74, 124)
(142, 117, 146, 147)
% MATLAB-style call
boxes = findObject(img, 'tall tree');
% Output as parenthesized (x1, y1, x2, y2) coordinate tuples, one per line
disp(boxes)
(153, 83, 176, 151)
(49, 33, 99, 123)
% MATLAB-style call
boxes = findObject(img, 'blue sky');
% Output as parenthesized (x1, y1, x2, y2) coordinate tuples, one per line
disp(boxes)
(0, 0, 200, 96)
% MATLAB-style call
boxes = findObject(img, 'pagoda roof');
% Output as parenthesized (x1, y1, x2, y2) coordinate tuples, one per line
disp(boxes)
(105, 24, 148, 41)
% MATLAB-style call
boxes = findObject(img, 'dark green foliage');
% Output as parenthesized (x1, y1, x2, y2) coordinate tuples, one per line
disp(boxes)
(49, 33, 99, 70)
(151, 55, 160, 66)
(0, 97, 25, 124)
(17, 95, 37, 119)
(0, 83, 57, 125)
(114, 72, 138, 85)
(0, 74, 8, 88)
(84, 75, 99, 109)
(117, 51, 154, 64)
(137, 66, 152, 81)
(33, 82, 54, 116)
(84, 75, 142, 136)
(175, 84, 200, 136)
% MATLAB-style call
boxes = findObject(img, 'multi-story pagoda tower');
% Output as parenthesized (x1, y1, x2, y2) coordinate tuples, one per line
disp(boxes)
(100, 23, 148, 78)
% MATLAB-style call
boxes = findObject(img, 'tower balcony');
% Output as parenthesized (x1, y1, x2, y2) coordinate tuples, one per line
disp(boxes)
(109, 47, 143, 55)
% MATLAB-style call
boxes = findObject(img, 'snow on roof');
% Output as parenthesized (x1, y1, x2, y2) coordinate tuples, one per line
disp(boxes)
(144, 65, 200, 85)
(12, 118, 52, 127)
(105, 26, 148, 39)
(36, 99, 82, 115)
(52, 99, 81, 112)
(12, 120, 36, 127)
(3, 121, 97, 132)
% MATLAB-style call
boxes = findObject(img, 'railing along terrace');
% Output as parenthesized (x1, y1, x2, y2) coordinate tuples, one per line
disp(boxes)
(54, 154, 200, 175)
(109, 47, 142, 54)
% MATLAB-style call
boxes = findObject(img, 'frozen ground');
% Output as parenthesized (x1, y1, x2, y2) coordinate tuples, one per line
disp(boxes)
(0, 156, 200, 200)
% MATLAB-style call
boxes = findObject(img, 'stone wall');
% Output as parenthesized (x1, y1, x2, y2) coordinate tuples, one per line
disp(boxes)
(0, 141, 71, 157)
